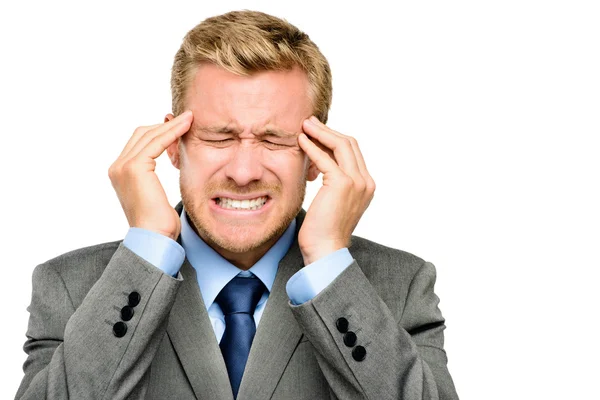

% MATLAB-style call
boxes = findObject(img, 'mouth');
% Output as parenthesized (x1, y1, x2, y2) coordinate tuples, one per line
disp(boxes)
(214, 196, 269, 211)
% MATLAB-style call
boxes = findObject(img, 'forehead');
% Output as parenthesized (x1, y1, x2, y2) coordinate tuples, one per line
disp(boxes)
(185, 63, 313, 127)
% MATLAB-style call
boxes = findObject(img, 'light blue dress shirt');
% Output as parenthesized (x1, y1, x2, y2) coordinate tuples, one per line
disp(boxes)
(123, 208, 353, 342)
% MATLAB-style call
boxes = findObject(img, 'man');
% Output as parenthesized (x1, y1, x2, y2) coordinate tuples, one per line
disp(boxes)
(16, 10, 458, 400)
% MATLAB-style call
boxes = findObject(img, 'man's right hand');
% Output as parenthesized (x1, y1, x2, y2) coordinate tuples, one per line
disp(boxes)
(108, 111, 193, 240)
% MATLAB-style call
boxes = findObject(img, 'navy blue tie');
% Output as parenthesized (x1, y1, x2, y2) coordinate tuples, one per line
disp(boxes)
(215, 275, 266, 398)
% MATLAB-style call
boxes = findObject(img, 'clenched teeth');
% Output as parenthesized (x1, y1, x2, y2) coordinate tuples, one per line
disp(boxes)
(216, 196, 268, 210)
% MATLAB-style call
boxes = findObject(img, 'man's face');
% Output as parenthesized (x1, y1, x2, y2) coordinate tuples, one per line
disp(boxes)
(168, 63, 318, 259)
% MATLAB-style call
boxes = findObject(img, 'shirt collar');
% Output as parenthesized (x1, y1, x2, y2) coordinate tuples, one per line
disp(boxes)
(180, 207, 296, 310)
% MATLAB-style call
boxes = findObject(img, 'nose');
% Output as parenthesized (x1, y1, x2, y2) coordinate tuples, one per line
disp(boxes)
(223, 143, 264, 187)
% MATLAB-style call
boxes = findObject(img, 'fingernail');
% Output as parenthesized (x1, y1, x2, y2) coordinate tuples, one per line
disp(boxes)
(309, 116, 320, 124)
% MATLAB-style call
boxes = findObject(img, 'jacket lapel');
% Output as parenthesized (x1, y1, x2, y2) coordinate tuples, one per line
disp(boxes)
(166, 259, 234, 400)
(237, 212, 306, 400)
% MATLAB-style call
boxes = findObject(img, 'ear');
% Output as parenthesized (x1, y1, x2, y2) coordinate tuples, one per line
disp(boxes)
(164, 113, 181, 169)
(306, 160, 320, 182)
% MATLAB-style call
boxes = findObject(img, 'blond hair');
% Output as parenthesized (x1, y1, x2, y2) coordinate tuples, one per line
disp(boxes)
(170, 10, 332, 123)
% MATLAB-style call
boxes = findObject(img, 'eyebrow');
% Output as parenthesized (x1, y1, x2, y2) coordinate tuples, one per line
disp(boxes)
(193, 125, 236, 134)
(193, 125, 298, 138)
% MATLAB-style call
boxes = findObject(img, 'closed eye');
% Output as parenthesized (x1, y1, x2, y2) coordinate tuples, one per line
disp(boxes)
(206, 139, 233, 143)
(200, 138, 235, 148)
(264, 140, 290, 149)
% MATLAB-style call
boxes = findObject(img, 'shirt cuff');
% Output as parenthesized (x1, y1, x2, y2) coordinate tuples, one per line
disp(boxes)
(286, 248, 353, 305)
(123, 227, 185, 277)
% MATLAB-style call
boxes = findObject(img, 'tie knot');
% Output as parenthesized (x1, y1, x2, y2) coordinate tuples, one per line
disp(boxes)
(215, 276, 266, 316)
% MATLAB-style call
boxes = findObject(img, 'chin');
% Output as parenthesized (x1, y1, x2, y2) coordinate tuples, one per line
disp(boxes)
(185, 204, 287, 253)
(207, 224, 275, 253)
(181, 183, 305, 255)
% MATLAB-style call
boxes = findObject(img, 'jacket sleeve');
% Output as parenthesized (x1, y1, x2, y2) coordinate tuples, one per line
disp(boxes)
(15, 243, 183, 400)
(289, 260, 459, 400)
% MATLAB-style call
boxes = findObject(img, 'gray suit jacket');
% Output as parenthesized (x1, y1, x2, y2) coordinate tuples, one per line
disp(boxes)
(16, 203, 458, 399)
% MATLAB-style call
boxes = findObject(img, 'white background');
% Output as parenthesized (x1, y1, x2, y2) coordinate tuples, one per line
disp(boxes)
(1, 1, 598, 399)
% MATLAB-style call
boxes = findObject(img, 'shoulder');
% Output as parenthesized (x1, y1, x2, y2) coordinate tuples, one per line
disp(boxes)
(32, 240, 123, 305)
(349, 234, 427, 279)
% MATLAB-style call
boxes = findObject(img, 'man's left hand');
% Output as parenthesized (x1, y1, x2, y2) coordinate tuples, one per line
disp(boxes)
(297, 116, 376, 265)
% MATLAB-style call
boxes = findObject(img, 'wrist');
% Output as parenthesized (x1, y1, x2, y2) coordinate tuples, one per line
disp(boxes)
(300, 241, 347, 266)
(131, 222, 180, 241)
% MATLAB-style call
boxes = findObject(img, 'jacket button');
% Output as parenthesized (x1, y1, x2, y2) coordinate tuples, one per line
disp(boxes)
(352, 345, 367, 361)
(121, 305, 134, 321)
(128, 292, 141, 307)
(336, 317, 349, 333)
(113, 321, 128, 338)
(343, 331, 357, 347)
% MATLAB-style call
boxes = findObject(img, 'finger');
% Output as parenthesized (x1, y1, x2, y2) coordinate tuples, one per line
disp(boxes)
(297, 133, 341, 176)
(122, 111, 192, 160)
(118, 123, 161, 159)
(342, 138, 375, 194)
(308, 117, 372, 181)
(303, 118, 361, 178)
(346, 136, 370, 179)
(131, 116, 192, 161)
(122, 111, 192, 159)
